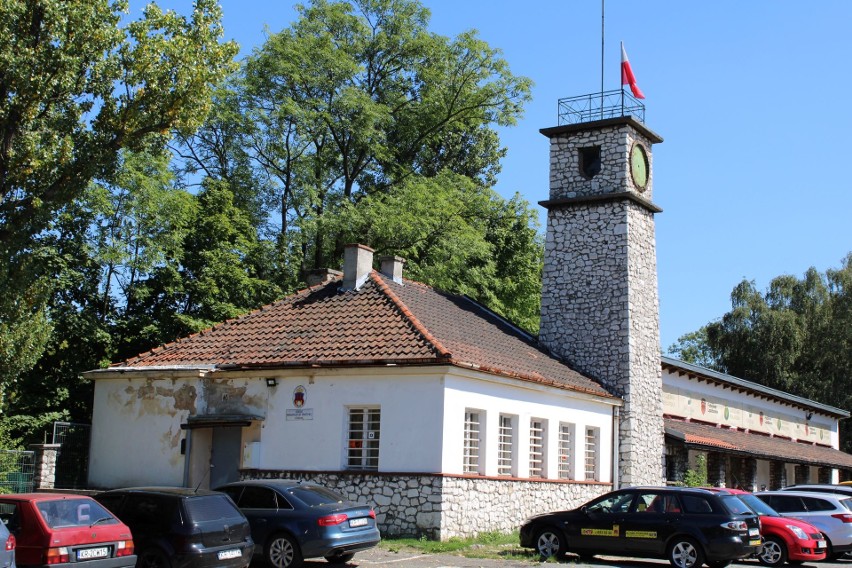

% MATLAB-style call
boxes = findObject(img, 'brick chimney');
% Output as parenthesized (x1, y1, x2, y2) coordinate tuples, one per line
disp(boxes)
(379, 255, 405, 284)
(341, 243, 374, 291)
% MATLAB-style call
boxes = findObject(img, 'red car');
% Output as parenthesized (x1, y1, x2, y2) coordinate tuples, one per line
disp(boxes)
(0, 493, 135, 568)
(711, 489, 826, 566)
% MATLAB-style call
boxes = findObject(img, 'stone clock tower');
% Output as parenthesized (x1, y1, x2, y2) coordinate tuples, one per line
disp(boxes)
(538, 115, 664, 487)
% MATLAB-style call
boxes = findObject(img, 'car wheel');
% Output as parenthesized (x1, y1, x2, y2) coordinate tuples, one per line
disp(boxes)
(323, 552, 355, 564)
(758, 536, 787, 567)
(265, 533, 303, 568)
(668, 537, 705, 568)
(137, 548, 170, 568)
(533, 526, 566, 560)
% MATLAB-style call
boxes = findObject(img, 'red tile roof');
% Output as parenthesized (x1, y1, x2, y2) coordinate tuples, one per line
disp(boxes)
(665, 418, 852, 469)
(115, 272, 612, 398)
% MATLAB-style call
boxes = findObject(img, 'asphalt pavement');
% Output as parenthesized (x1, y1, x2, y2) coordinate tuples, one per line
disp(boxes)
(289, 550, 852, 568)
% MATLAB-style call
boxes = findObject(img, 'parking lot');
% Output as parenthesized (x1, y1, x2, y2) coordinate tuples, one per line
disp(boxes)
(293, 549, 852, 568)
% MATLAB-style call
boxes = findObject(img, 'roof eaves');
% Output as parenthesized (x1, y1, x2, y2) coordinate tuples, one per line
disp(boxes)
(661, 356, 849, 419)
(449, 359, 616, 400)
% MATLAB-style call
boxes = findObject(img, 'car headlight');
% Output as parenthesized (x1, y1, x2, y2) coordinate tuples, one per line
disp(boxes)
(786, 525, 809, 540)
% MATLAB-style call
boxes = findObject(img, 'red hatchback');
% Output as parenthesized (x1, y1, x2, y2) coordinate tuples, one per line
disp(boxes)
(0, 493, 136, 568)
(710, 489, 826, 566)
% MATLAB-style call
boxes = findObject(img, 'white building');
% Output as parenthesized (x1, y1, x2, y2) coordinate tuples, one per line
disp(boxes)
(85, 113, 852, 539)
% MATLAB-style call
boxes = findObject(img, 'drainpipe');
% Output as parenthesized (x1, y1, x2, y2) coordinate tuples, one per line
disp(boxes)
(611, 405, 620, 490)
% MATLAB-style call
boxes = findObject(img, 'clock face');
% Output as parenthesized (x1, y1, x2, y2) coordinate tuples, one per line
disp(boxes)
(630, 143, 649, 191)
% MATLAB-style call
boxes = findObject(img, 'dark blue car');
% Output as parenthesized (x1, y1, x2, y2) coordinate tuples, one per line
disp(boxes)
(215, 480, 380, 568)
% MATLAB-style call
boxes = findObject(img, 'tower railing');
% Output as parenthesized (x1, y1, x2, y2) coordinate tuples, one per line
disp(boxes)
(557, 89, 645, 126)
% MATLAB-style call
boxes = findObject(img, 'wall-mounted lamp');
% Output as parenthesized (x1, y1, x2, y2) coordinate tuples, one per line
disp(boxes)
(265, 377, 278, 388)
(805, 412, 813, 421)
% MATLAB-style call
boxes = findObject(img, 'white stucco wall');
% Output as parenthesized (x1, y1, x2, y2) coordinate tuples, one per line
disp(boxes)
(442, 371, 618, 481)
(89, 374, 193, 488)
(256, 368, 446, 472)
(89, 365, 620, 489)
(663, 368, 839, 448)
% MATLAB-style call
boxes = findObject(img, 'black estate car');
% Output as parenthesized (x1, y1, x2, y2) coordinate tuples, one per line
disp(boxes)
(215, 479, 380, 568)
(519, 487, 762, 568)
(95, 487, 254, 568)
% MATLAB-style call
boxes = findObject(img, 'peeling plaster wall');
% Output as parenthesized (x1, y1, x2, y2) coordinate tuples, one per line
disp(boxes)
(89, 377, 192, 488)
(89, 374, 269, 489)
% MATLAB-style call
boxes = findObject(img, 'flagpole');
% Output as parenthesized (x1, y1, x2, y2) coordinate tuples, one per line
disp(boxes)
(620, 41, 624, 117)
(600, 0, 605, 119)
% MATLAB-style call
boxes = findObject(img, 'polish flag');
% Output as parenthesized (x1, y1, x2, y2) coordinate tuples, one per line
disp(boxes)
(621, 43, 645, 99)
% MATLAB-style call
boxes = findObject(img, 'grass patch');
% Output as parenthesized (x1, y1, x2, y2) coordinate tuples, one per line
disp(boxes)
(379, 531, 534, 560)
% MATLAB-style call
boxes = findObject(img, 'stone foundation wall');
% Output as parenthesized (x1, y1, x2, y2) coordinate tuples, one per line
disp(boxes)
(243, 470, 610, 540)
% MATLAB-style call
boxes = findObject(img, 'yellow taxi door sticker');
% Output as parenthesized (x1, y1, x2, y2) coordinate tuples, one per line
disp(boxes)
(581, 525, 620, 537)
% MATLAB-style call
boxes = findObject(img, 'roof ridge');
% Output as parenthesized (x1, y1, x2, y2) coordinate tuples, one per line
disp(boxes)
(369, 271, 452, 359)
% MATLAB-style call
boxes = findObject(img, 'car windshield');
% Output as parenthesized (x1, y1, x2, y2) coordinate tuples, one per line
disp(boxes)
(288, 486, 345, 507)
(737, 493, 778, 516)
(36, 498, 118, 529)
(841, 497, 852, 512)
(719, 495, 753, 515)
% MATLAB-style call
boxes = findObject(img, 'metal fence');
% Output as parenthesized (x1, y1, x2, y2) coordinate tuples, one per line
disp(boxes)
(0, 450, 34, 493)
(557, 89, 645, 126)
(52, 422, 91, 490)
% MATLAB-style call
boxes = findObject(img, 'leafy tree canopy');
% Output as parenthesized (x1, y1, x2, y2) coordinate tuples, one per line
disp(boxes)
(668, 253, 852, 449)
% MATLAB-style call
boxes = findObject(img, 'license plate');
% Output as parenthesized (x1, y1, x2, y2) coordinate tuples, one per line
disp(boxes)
(749, 540, 762, 547)
(77, 547, 109, 560)
(217, 549, 242, 560)
(349, 518, 369, 527)
(818, 541, 827, 549)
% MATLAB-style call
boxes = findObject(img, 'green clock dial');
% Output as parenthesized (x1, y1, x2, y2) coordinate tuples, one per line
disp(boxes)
(630, 143, 649, 191)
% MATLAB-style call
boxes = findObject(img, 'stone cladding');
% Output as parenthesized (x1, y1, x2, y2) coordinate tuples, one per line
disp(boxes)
(244, 469, 608, 540)
(539, 120, 663, 487)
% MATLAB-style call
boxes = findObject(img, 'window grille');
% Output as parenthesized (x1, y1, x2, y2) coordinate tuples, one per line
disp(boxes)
(463, 410, 480, 474)
(529, 419, 544, 478)
(585, 427, 598, 480)
(558, 423, 574, 480)
(498, 414, 514, 476)
(347, 408, 380, 470)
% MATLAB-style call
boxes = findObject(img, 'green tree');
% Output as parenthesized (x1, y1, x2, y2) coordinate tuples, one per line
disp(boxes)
(236, 0, 532, 272)
(668, 254, 852, 450)
(118, 181, 282, 360)
(331, 171, 543, 332)
(0, 0, 237, 391)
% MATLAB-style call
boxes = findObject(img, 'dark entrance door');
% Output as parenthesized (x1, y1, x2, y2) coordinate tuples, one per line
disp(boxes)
(210, 427, 242, 488)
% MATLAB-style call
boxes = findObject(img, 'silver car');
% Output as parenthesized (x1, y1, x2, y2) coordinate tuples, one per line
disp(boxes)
(755, 491, 852, 560)
(0, 516, 14, 568)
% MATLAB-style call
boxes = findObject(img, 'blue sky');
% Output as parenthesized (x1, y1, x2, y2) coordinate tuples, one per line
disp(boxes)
(135, 0, 852, 351)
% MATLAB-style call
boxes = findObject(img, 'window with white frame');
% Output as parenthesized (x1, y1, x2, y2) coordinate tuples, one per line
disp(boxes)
(463, 410, 481, 474)
(585, 426, 599, 481)
(558, 422, 574, 480)
(347, 407, 380, 470)
(529, 418, 545, 478)
(498, 414, 514, 476)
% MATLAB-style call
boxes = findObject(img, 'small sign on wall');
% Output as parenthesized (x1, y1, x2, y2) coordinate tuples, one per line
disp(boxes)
(286, 408, 314, 421)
